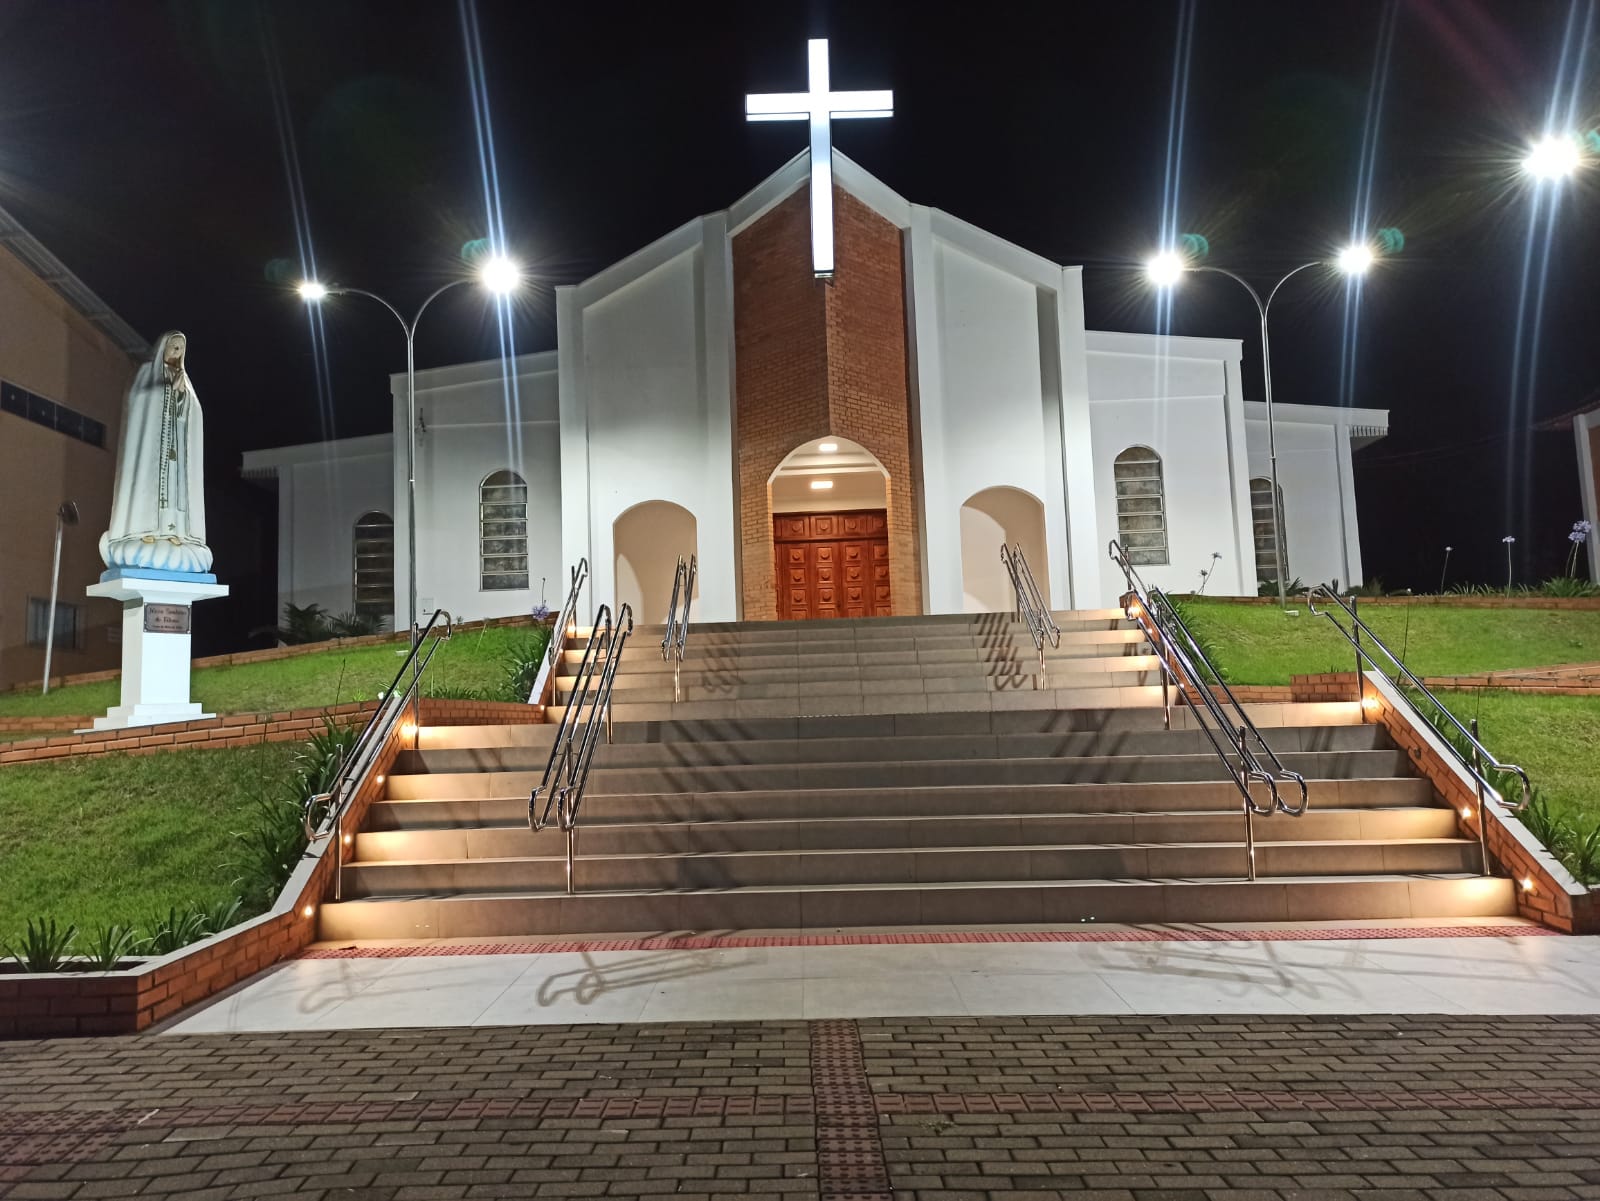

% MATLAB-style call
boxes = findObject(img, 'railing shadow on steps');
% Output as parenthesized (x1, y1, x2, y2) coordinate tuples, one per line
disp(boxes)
(303, 608, 454, 901)
(1001, 543, 1060, 689)
(529, 557, 589, 705)
(1306, 584, 1529, 877)
(661, 554, 696, 703)
(1109, 540, 1307, 881)
(529, 602, 635, 893)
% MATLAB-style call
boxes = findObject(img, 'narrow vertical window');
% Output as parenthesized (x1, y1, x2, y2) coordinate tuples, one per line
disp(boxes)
(1250, 477, 1289, 584)
(480, 470, 529, 591)
(353, 511, 395, 619)
(1114, 447, 1169, 565)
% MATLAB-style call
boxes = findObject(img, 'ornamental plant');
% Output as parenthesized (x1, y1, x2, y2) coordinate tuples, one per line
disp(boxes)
(1566, 520, 1593, 578)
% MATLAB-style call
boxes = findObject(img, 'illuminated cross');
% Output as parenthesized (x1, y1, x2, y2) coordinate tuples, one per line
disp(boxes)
(746, 39, 893, 277)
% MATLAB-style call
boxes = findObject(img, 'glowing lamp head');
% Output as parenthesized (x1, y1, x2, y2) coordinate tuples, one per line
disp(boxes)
(1337, 243, 1375, 276)
(478, 255, 522, 295)
(297, 280, 328, 303)
(1523, 133, 1582, 181)
(1145, 251, 1186, 289)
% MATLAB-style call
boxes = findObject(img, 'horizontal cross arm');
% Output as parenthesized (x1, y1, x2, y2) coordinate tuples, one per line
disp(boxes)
(828, 89, 894, 116)
(746, 92, 812, 120)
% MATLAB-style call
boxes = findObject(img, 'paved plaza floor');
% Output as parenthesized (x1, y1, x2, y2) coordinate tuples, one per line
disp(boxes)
(6, 923, 1600, 1199)
(5, 1010, 1600, 1199)
(163, 920, 1600, 1034)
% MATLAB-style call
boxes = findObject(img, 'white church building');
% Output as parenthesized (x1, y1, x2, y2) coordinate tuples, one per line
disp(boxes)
(243, 151, 1388, 630)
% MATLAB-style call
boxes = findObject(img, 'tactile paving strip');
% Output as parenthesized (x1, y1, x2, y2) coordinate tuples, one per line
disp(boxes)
(810, 1018, 893, 1201)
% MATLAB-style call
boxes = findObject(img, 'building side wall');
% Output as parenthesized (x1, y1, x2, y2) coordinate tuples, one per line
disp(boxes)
(1580, 413, 1600, 584)
(0, 244, 136, 689)
(1245, 418, 1360, 591)
(407, 368, 562, 626)
(915, 239, 1060, 613)
(1087, 350, 1254, 598)
(275, 452, 395, 621)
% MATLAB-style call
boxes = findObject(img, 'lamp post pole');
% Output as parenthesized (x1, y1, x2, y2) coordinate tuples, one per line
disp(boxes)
(1188, 262, 1322, 611)
(315, 280, 478, 651)
(41, 500, 80, 695)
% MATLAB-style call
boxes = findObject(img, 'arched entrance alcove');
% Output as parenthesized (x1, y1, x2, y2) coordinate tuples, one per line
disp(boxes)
(614, 501, 697, 624)
(767, 436, 892, 620)
(960, 486, 1049, 613)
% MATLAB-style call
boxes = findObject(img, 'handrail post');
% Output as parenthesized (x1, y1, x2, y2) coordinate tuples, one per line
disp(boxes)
(1471, 717, 1490, 877)
(1240, 725, 1258, 882)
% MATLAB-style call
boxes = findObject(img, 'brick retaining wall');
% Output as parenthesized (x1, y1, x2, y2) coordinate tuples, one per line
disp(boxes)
(1359, 672, 1596, 934)
(0, 697, 545, 767)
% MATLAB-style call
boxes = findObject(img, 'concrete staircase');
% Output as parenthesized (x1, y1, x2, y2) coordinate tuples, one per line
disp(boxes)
(318, 611, 1515, 941)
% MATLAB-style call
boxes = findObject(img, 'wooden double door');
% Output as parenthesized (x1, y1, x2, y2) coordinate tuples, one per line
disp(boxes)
(773, 509, 892, 620)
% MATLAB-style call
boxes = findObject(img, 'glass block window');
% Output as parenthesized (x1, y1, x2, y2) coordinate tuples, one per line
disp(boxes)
(1251, 477, 1289, 584)
(480, 470, 529, 591)
(1114, 447, 1169, 566)
(26, 597, 82, 650)
(352, 511, 395, 620)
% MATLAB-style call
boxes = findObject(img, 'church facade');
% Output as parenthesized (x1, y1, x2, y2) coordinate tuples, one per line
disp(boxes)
(244, 153, 1388, 629)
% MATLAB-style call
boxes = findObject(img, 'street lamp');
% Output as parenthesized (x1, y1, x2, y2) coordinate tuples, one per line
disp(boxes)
(297, 254, 523, 649)
(41, 500, 80, 695)
(1145, 242, 1380, 609)
(1522, 132, 1585, 181)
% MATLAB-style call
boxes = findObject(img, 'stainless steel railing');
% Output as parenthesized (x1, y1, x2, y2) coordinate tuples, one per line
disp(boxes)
(1109, 541, 1307, 880)
(1306, 585, 1530, 876)
(529, 602, 635, 893)
(1000, 544, 1060, 688)
(661, 554, 696, 703)
(303, 607, 454, 900)
(529, 557, 589, 704)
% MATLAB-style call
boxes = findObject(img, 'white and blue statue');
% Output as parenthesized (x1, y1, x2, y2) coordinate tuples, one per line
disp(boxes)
(99, 330, 214, 578)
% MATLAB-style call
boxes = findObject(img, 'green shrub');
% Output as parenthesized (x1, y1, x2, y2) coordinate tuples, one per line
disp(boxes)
(143, 905, 210, 956)
(2, 917, 77, 972)
(1538, 576, 1600, 598)
(498, 626, 554, 703)
(84, 924, 143, 971)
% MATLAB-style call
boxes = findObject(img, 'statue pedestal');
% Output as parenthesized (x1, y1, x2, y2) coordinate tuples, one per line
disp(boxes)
(84, 574, 229, 731)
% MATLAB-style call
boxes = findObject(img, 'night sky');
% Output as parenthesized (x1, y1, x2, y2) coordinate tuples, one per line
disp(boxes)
(2, 0, 1596, 645)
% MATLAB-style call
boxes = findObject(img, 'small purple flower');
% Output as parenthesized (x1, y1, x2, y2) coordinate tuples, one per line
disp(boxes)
(1503, 535, 1516, 544)
(1571, 530, 1588, 544)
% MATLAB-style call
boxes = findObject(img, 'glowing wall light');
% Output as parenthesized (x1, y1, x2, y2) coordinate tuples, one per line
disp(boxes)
(810, 479, 835, 490)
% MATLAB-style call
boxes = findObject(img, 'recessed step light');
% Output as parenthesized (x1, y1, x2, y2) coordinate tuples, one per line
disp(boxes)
(810, 479, 834, 490)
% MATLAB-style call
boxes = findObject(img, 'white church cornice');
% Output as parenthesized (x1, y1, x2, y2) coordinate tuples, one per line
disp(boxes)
(390, 349, 558, 396)
(1085, 328, 1246, 361)
(241, 431, 394, 479)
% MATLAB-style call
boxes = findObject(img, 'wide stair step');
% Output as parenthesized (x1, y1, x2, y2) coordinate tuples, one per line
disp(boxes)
(320, 611, 1515, 940)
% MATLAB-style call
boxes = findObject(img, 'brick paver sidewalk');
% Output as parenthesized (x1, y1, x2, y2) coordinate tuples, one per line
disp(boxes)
(3, 1016, 1599, 1200)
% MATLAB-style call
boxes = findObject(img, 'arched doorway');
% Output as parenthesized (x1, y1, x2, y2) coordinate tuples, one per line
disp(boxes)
(614, 501, 697, 624)
(768, 437, 891, 620)
(959, 486, 1049, 613)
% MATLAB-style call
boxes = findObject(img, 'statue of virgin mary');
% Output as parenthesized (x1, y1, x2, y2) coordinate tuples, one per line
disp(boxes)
(99, 330, 213, 575)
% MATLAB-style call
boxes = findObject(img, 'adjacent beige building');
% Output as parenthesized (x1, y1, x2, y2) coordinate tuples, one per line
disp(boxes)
(0, 203, 146, 690)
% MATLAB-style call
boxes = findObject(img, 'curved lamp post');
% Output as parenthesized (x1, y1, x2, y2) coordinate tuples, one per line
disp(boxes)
(297, 256, 522, 648)
(1145, 243, 1378, 608)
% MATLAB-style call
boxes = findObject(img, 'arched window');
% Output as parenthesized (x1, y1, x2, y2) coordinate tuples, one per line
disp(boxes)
(352, 511, 394, 619)
(1250, 477, 1289, 584)
(1114, 447, 1169, 565)
(480, 470, 529, 591)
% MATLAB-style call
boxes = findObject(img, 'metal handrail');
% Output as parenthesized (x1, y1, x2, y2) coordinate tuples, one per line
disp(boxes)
(661, 554, 696, 702)
(303, 607, 454, 900)
(1108, 541, 1307, 880)
(1306, 585, 1529, 874)
(530, 602, 635, 893)
(1000, 544, 1060, 688)
(530, 557, 589, 703)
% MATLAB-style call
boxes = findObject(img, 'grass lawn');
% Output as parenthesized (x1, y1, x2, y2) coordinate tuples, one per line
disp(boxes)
(1179, 600, 1600, 686)
(0, 743, 300, 941)
(0, 623, 547, 721)
(1183, 600, 1600, 831)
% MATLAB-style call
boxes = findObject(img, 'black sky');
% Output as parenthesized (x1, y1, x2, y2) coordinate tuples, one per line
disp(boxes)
(2, 0, 1597, 641)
